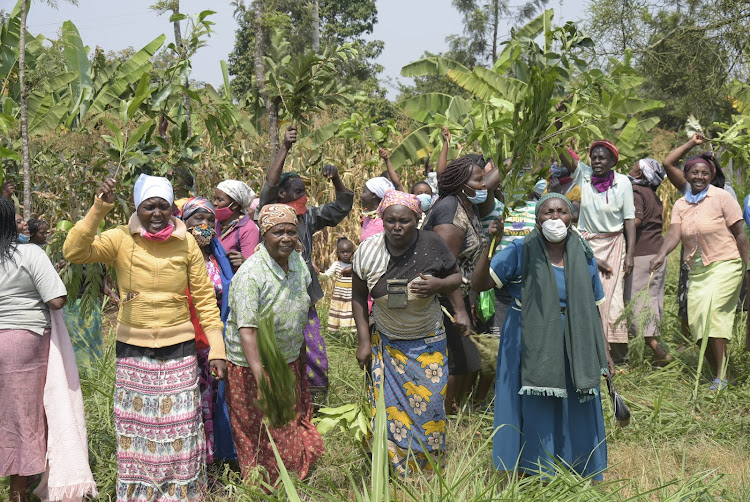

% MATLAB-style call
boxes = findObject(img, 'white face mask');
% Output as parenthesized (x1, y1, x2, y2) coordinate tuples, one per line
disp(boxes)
(541, 218, 568, 243)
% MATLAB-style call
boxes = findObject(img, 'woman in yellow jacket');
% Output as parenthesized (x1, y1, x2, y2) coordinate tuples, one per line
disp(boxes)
(64, 175, 226, 502)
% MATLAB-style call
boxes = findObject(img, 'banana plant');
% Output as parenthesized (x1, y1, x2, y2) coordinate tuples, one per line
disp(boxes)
(392, 8, 664, 185)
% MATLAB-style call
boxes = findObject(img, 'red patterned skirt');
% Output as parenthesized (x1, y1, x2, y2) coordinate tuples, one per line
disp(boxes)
(225, 358, 325, 487)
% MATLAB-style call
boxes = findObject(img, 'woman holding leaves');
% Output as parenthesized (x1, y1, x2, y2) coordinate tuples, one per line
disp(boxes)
(472, 193, 613, 480)
(352, 191, 462, 475)
(562, 141, 636, 364)
(63, 175, 227, 502)
(651, 138, 748, 390)
(224, 204, 325, 486)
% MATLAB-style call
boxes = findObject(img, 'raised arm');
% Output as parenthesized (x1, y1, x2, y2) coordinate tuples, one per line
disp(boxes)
(471, 219, 503, 292)
(663, 134, 705, 192)
(63, 178, 119, 265)
(478, 161, 503, 218)
(378, 148, 404, 192)
(313, 165, 355, 231)
(265, 127, 298, 187)
(436, 127, 451, 177)
(557, 147, 579, 173)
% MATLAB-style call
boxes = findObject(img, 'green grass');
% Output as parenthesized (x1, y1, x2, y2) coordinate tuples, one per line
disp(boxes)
(5, 252, 750, 501)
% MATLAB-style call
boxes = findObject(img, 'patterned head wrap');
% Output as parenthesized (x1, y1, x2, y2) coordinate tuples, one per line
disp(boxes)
(535, 192, 574, 218)
(258, 204, 298, 236)
(589, 140, 619, 164)
(376, 190, 423, 217)
(637, 158, 666, 188)
(365, 177, 395, 199)
(134, 174, 174, 208)
(181, 197, 215, 221)
(216, 180, 256, 212)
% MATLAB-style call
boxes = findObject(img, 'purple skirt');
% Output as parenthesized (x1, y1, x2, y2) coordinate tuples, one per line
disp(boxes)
(304, 307, 328, 404)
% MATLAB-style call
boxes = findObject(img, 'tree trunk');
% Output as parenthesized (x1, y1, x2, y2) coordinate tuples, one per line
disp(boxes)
(172, 1, 192, 136)
(253, 0, 279, 156)
(19, 0, 31, 219)
(312, 0, 320, 52)
(492, 0, 499, 62)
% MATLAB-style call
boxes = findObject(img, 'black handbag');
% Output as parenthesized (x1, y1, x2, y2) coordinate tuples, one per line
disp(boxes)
(606, 375, 631, 427)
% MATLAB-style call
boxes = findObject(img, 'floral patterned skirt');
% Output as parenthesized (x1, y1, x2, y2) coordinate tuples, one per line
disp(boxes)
(114, 356, 206, 502)
(370, 328, 448, 476)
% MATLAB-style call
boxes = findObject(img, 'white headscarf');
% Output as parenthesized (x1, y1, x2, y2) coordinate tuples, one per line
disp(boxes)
(217, 180, 256, 211)
(365, 177, 395, 199)
(133, 174, 174, 208)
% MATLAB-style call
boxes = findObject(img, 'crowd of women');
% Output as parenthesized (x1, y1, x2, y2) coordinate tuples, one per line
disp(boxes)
(2, 126, 749, 501)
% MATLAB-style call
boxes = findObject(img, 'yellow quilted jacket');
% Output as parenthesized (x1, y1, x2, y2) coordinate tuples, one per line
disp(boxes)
(63, 197, 226, 360)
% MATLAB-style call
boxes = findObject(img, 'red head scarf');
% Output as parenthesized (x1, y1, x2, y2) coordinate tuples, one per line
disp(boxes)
(589, 140, 619, 164)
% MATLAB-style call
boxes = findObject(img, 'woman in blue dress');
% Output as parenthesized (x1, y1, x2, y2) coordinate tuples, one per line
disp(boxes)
(472, 192, 615, 480)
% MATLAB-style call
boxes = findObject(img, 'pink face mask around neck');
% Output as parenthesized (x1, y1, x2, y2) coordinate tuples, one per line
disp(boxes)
(140, 222, 175, 241)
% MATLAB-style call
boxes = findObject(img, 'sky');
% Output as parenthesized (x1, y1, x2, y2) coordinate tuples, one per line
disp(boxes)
(21, 0, 587, 99)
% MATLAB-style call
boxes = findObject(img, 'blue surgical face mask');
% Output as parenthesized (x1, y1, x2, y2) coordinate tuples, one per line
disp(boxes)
(17, 233, 30, 243)
(416, 193, 433, 212)
(464, 185, 488, 205)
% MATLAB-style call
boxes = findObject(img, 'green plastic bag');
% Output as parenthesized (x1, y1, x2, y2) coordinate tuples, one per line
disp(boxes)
(476, 236, 497, 323)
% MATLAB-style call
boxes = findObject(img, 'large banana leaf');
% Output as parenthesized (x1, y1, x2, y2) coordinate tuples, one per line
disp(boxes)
(88, 34, 166, 116)
(61, 21, 92, 112)
(0, 12, 45, 99)
(612, 97, 664, 115)
(446, 67, 528, 103)
(400, 56, 470, 78)
(400, 93, 473, 124)
(389, 125, 431, 169)
(27, 93, 70, 136)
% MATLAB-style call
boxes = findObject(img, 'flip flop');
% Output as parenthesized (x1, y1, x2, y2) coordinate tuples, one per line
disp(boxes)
(708, 378, 728, 391)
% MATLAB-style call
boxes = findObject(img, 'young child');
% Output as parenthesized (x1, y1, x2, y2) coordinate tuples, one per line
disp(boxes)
(321, 237, 356, 334)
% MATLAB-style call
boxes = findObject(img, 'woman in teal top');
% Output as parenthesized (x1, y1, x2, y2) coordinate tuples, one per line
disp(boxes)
(473, 193, 613, 480)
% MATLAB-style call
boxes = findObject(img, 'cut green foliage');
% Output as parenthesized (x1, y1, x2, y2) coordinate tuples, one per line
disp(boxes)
(255, 313, 297, 429)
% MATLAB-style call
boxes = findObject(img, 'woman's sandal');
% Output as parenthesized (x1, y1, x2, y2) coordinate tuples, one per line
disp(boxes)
(708, 378, 728, 391)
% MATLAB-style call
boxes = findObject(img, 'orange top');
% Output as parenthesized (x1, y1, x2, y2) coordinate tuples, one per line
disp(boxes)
(672, 185, 743, 267)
